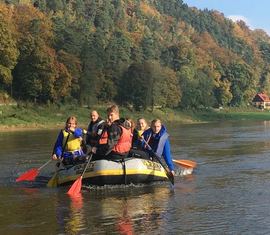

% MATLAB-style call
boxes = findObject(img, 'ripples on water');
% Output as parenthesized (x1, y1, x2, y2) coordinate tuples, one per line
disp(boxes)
(1, 121, 270, 234)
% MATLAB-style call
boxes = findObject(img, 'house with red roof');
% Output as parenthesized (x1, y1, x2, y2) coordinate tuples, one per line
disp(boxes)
(252, 92, 270, 109)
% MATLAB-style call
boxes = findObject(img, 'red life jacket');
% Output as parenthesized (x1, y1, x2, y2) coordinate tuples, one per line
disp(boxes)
(99, 125, 132, 154)
(112, 125, 132, 154)
(99, 130, 108, 145)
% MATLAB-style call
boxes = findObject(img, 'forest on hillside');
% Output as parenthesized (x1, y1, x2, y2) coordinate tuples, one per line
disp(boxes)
(1, 0, 270, 110)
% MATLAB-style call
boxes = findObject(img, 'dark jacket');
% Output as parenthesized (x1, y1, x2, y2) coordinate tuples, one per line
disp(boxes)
(132, 128, 149, 149)
(86, 117, 105, 147)
(96, 119, 122, 156)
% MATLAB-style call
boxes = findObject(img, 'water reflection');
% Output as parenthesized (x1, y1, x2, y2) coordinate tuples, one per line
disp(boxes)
(55, 185, 174, 234)
(56, 193, 86, 235)
(116, 202, 133, 235)
(0, 187, 57, 234)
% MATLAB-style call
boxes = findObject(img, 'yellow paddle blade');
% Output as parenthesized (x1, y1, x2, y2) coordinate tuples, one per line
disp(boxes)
(47, 173, 58, 187)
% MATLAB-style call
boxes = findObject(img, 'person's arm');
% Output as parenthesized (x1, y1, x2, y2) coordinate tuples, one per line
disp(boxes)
(97, 122, 106, 137)
(86, 123, 92, 144)
(162, 139, 174, 171)
(86, 121, 105, 145)
(141, 131, 149, 150)
(53, 131, 64, 158)
(132, 129, 139, 148)
(96, 124, 122, 155)
(141, 130, 152, 152)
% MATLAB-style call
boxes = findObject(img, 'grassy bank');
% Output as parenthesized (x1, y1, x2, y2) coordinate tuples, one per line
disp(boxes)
(1, 103, 270, 131)
(191, 107, 270, 122)
(0, 103, 197, 130)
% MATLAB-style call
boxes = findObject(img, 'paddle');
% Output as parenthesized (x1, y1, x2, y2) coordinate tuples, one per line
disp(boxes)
(172, 159, 197, 169)
(67, 153, 93, 196)
(16, 159, 52, 182)
(141, 138, 174, 185)
(47, 131, 71, 187)
(47, 162, 60, 187)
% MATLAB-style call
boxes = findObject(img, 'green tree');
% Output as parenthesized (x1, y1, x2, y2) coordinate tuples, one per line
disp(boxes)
(141, 31, 157, 60)
(46, 0, 64, 12)
(0, 4, 19, 93)
(57, 50, 82, 100)
(214, 78, 233, 106)
(149, 61, 181, 109)
(12, 4, 71, 103)
(260, 67, 270, 95)
(79, 31, 106, 105)
(225, 62, 254, 106)
(161, 39, 195, 72)
(180, 68, 215, 109)
(104, 29, 132, 92)
(119, 61, 181, 110)
(118, 63, 150, 110)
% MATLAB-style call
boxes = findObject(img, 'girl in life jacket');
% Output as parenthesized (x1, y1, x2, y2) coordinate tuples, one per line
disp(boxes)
(132, 118, 149, 149)
(51, 116, 86, 165)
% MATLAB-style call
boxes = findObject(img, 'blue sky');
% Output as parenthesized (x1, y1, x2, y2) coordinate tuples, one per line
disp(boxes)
(183, 0, 270, 34)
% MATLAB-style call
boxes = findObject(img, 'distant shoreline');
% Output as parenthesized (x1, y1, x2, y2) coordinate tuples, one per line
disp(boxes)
(1, 104, 270, 133)
(0, 124, 63, 132)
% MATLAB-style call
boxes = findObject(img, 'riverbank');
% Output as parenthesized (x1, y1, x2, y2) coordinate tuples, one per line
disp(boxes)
(0, 103, 196, 131)
(1, 103, 270, 131)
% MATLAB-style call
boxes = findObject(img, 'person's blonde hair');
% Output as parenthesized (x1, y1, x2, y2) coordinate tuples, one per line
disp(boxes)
(66, 116, 77, 125)
(107, 104, 119, 114)
(91, 110, 99, 115)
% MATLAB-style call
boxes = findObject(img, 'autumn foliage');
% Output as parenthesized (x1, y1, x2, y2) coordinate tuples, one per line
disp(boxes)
(0, 0, 270, 109)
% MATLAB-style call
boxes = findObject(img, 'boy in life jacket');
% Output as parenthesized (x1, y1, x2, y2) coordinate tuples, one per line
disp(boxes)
(142, 119, 175, 176)
(91, 105, 132, 160)
(51, 116, 86, 165)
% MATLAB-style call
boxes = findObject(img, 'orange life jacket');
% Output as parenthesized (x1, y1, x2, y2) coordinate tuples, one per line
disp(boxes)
(99, 130, 108, 145)
(112, 125, 132, 154)
(99, 125, 132, 154)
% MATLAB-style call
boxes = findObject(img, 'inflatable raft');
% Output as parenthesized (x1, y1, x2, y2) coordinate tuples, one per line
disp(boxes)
(55, 157, 169, 186)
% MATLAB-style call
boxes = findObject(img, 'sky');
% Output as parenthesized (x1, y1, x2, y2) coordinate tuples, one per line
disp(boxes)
(183, 0, 270, 35)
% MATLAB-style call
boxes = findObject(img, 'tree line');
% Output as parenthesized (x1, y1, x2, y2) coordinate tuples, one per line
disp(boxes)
(1, 0, 270, 110)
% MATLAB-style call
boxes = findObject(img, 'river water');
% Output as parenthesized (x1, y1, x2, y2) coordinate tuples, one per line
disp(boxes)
(1, 121, 270, 234)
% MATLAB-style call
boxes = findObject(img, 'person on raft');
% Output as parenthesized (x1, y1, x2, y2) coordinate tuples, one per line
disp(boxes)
(89, 104, 133, 160)
(132, 118, 149, 149)
(141, 119, 175, 175)
(85, 110, 106, 147)
(51, 116, 86, 165)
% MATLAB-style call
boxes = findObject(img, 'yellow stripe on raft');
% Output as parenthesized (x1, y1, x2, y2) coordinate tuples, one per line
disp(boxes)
(57, 168, 167, 185)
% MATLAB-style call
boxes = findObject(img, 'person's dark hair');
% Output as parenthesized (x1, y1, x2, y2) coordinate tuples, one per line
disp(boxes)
(151, 119, 161, 126)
